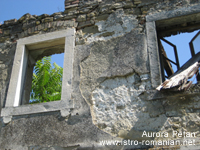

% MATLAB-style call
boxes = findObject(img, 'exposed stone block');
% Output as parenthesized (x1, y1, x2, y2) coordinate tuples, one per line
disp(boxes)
(18, 13, 33, 23)
(17, 32, 24, 38)
(79, 8, 91, 14)
(34, 25, 38, 31)
(95, 14, 110, 21)
(37, 24, 42, 30)
(63, 15, 77, 20)
(3, 30, 10, 36)
(2, 116, 12, 124)
(54, 14, 64, 21)
(22, 21, 36, 30)
(63, 20, 76, 27)
(4, 19, 17, 25)
(23, 29, 28, 37)
(56, 21, 64, 27)
(0, 36, 10, 43)
(68, 10, 80, 15)
(37, 14, 50, 20)
(98, 31, 115, 37)
(87, 12, 96, 18)
(41, 17, 54, 23)
(44, 22, 51, 29)
(64, 6, 78, 14)
(35, 21, 40, 25)
(72, 0, 80, 5)
(51, 21, 58, 27)
(123, 2, 136, 8)
(50, 12, 62, 17)
(77, 14, 87, 22)
(11, 24, 22, 34)
(110, 3, 123, 9)
(65, 4, 79, 9)
(134, 0, 142, 4)
(77, 20, 94, 29)
(27, 27, 34, 35)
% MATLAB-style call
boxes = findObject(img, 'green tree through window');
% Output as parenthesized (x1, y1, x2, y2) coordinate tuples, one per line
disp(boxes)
(30, 56, 63, 103)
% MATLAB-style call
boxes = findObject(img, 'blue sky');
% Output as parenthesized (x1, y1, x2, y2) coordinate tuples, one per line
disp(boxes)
(0, 0, 64, 21)
(162, 31, 200, 83)
(162, 31, 199, 73)
(0, 0, 65, 67)
(0, 0, 200, 71)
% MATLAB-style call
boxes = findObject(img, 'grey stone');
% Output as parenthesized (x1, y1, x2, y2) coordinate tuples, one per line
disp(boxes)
(3, 116, 12, 124)
(0, 112, 120, 150)
(1, 1, 200, 149)
(146, 21, 162, 88)
(11, 24, 23, 34)
(101, 30, 149, 78)
(76, 14, 87, 22)
(147, 101, 165, 118)
(42, 17, 54, 23)
(140, 74, 150, 81)
(54, 14, 64, 21)
(79, 30, 149, 106)
(60, 109, 71, 118)
(146, 3, 200, 22)
(4, 19, 17, 25)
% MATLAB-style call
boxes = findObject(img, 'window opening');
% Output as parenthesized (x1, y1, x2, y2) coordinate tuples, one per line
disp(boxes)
(158, 30, 200, 82)
(2, 29, 75, 117)
(21, 43, 65, 106)
(158, 38, 179, 80)
(190, 31, 200, 57)
(29, 53, 64, 104)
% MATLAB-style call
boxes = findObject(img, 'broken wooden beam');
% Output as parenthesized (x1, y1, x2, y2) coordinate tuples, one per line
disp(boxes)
(157, 52, 200, 91)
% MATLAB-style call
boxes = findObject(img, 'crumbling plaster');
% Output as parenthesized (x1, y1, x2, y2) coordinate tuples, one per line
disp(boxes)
(0, 42, 16, 113)
(80, 9, 140, 44)
(1, 0, 200, 149)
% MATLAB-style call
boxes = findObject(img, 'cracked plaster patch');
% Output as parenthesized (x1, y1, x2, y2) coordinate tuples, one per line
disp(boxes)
(79, 29, 149, 106)
(91, 73, 167, 138)
(85, 9, 139, 43)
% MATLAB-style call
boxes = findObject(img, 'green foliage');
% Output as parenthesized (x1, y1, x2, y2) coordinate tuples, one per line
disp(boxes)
(30, 56, 63, 103)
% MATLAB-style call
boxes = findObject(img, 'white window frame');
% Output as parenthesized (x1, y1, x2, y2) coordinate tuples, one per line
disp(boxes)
(1, 29, 75, 117)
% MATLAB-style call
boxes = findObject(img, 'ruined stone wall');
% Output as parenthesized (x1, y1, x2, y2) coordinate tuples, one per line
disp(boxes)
(1, 0, 200, 149)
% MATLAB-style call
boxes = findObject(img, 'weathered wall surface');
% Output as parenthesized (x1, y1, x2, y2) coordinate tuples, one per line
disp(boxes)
(1, 0, 200, 149)
(0, 42, 16, 113)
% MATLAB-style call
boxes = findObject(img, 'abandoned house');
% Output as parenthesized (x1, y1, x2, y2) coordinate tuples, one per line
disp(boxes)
(1, 0, 200, 149)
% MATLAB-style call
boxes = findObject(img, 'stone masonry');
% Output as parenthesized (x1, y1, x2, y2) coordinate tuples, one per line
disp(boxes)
(1, 0, 200, 149)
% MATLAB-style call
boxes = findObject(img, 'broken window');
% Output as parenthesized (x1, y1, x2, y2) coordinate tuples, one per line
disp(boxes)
(146, 6, 200, 90)
(155, 12, 200, 90)
(158, 31, 200, 82)
(158, 38, 179, 80)
(190, 30, 200, 56)
(157, 31, 200, 90)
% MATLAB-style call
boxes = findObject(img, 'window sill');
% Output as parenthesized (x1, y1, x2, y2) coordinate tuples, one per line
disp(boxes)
(1, 100, 73, 117)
